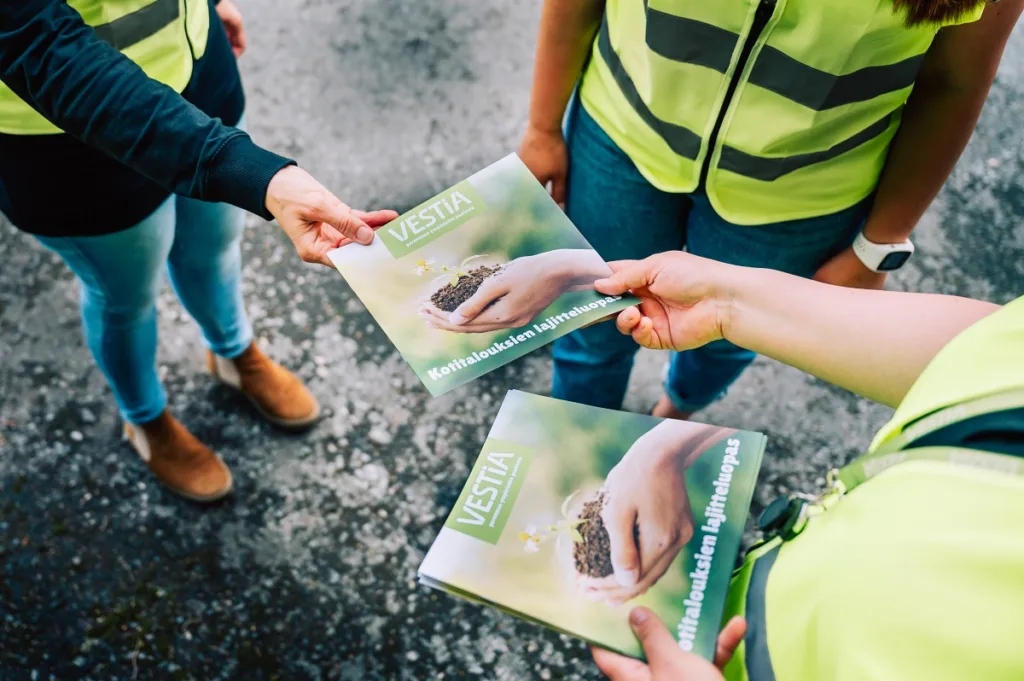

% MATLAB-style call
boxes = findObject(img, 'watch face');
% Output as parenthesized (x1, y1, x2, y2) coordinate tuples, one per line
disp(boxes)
(878, 251, 912, 272)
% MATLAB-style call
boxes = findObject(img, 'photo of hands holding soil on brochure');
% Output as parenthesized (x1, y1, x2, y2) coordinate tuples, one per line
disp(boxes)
(327, 155, 765, 660)
(328, 154, 635, 395)
(418, 391, 766, 661)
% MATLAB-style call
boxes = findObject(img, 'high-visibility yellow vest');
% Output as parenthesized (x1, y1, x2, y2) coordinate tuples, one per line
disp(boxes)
(722, 295, 1024, 681)
(0, 0, 210, 135)
(579, 0, 985, 225)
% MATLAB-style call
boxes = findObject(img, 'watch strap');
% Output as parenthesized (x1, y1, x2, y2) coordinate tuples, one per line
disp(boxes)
(852, 232, 915, 273)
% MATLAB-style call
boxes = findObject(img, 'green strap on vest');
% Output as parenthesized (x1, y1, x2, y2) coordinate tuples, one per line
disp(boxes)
(831, 388, 1024, 494)
(757, 388, 1024, 541)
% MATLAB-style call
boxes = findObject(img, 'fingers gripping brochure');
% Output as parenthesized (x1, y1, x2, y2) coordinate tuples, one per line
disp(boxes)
(418, 391, 766, 660)
(328, 154, 636, 396)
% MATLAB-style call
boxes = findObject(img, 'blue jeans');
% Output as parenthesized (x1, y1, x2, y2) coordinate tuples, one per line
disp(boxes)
(35, 182, 251, 425)
(552, 103, 870, 411)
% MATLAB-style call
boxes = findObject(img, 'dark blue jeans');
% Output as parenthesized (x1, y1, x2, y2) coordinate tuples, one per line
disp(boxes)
(551, 103, 870, 411)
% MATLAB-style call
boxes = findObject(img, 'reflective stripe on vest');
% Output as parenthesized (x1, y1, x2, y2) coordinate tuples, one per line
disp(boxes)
(835, 387, 1024, 493)
(92, 0, 180, 50)
(578, 0, 984, 225)
(0, 0, 210, 135)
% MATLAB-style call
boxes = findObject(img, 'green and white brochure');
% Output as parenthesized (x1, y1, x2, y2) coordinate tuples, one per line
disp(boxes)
(419, 391, 767, 660)
(328, 154, 635, 396)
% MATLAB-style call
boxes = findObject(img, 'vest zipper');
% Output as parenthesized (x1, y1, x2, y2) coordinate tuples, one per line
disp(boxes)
(182, 0, 196, 59)
(698, 0, 777, 188)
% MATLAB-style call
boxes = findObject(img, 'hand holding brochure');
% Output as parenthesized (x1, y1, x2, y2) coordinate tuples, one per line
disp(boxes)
(418, 391, 766, 660)
(328, 155, 635, 395)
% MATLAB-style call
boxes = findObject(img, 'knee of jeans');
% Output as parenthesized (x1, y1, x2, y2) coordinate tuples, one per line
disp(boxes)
(697, 338, 757, 362)
(80, 279, 158, 326)
(552, 325, 639, 367)
(172, 235, 243, 274)
(170, 206, 245, 268)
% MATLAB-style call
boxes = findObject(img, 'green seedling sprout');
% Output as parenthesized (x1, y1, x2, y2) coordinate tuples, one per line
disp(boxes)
(414, 255, 490, 286)
(518, 490, 587, 553)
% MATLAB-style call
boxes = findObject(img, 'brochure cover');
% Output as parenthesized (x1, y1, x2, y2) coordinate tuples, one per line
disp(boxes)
(328, 154, 635, 396)
(418, 391, 767, 660)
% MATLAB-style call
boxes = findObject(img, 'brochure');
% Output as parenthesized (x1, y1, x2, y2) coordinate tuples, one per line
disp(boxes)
(328, 154, 636, 396)
(418, 391, 767, 660)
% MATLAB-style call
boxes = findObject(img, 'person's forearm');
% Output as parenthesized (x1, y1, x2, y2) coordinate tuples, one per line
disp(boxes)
(723, 268, 998, 407)
(526, 0, 604, 134)
(547, 248, 612, 290)
(0, 0, 292, 217)
(680, 427, 737, 471)
(860, 1, 1023, 245)
(860, 80, 990, 244)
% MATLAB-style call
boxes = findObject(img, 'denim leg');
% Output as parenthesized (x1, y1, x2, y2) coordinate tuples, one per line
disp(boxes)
(166, 116, 253, 359)
(663, 193, 871, 411)
(167, 194, 252, 359)
(551, 102, 688, 409)
(34, 198, 177, 424)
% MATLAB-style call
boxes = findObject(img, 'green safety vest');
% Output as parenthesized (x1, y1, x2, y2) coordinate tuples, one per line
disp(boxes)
(579, 0, 985, 225)
(0, 0, 210, 135)
(722, 295, 1024, 681)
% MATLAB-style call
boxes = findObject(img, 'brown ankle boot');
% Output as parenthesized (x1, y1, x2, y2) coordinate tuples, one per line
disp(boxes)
(207, 343, 321, 430)
(124, 411, 233, 503)
(650, 394, 695, 421)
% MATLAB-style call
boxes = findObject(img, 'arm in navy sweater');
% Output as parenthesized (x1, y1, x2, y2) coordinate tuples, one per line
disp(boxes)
(0, 0, 290, 218)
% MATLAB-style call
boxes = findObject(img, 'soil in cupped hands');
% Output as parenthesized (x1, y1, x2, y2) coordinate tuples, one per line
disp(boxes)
(431, 265, 503, 312)
(573, 491, 639, 579)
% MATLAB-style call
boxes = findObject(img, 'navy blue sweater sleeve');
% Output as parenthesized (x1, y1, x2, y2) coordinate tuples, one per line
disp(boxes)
(0, 0, 293, 219)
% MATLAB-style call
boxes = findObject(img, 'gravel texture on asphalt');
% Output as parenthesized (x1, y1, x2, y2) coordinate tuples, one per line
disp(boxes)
(2, 3, 1023, 679)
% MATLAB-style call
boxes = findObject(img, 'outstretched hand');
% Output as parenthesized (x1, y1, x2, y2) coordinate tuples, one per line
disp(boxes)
(592, 608, 746, 681)
(594, 254, 738, 352)
(420, 249, 609, 333)
(579, 421, 735, 606)
(419, 253, 566, 333)
(265, 166, 398, 267)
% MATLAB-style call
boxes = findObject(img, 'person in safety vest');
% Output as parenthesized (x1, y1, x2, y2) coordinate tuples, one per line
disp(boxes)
(584, 251, 1024, 681)
(0, 0, 397, 502)
(499, 0, 1024, 420)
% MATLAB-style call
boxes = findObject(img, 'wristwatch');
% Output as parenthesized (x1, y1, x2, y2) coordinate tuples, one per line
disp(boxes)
(851, 231, 915, 273)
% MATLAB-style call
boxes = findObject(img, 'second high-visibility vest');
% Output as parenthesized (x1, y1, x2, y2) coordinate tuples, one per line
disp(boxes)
(0, 0, 210, 135)
(579, 0, 985, 225)
(722, 295, 1024, 681)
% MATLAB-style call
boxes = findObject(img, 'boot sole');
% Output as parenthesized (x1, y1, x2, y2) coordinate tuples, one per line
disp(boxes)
(122, 427, 235, 504)
(169, 474, 234, 504)
(241, 391, 322, 432)
(209, 373, 322, 432)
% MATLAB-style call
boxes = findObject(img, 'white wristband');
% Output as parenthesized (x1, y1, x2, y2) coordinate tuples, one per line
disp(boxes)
(851, 232, 915, 273)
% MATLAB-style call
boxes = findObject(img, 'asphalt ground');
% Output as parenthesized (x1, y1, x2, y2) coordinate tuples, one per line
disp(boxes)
(1, 3, 1023, 679)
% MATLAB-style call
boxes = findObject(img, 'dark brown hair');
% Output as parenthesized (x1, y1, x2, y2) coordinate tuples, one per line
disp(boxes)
(892, 0, 989, 25)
